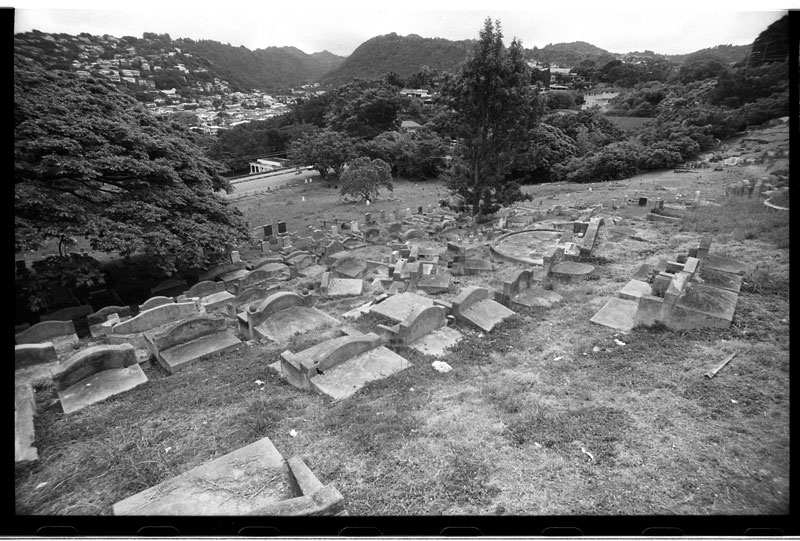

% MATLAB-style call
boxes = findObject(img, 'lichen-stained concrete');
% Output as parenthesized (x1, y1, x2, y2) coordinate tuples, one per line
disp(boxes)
(310, 346, 412, 401)
(490, 229, 565, 265)
(368, 292, 435, 324)
(590, 297, 638, 333)
(57, 364, 148, 414)
(113, 436, 346, 516)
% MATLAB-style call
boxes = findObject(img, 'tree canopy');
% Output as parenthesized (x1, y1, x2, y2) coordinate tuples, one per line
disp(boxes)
(440, 18, 540, 215)
(339, 157, 393, 202)
(15, 58, 250, 278)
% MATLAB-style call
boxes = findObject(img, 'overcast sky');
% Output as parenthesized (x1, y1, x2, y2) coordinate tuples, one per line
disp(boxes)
(11, 1, 791, 57)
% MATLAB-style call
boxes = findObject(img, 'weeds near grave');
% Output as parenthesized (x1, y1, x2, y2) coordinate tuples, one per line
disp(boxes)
(680, 196, 789, 248)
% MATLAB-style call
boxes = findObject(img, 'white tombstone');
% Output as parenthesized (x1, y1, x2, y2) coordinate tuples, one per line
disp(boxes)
(230, 251, 241, 264)
(351, 221, 359, 232)
(331, 225, 339, 236)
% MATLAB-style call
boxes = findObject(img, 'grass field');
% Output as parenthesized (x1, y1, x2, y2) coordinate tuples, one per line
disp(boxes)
(14, 130, 790, 532)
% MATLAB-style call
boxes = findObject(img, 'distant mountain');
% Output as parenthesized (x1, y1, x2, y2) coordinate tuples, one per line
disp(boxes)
(175, 39, 345, 90)
(321, 33, 473, 85)
(526, 41, 618, 67)
(667, 44, 751, 66)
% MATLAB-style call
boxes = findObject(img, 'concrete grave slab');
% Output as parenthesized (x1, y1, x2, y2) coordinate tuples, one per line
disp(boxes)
(139, 295, 174, 312)
(368, 292, 435, 324)
(619, 279, 654, 301)
(510, 286, 563, 308)
(701, 254, 751, 276)
(325, 278, 364, 297)
(671, 282, 739, 328)
(54, 344, 147, 414)
(590, 297, 638, 333)
(310, 346, 412, 401)
(15, 320, 79, 347)
(15, 382, 38, 463)
(452, 287, 516, 332)
(551, 261, 595, 282)
(198, 262, 247, 282)
(416, 273, 452, 294)
(251, 307, 340, 344)
(464, 259, 493, 275)
(146, 314, 242, 374)
(696, 267, 743, 293)
(408, 325, 463, 357)
(113, 436, 345, 516)
(15, 342, 58, 370)
(300, 264, 328, 280)
(333, 258, 367, 279)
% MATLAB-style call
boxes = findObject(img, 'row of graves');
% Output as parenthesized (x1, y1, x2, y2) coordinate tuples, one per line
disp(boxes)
(15, 196, 742, 515)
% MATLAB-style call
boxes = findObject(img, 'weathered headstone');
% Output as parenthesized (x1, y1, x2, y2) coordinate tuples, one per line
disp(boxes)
(264, 224, 274, 238)
(278, 221, 287, 234)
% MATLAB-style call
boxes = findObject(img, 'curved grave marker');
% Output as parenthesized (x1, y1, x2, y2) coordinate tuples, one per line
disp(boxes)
(146, 314, 242, 374)
(113, 436, 345, 516)
(53, 344, 147, 414)
(15, 320, 79, 348)
(139, 295, 174, 312)
(452, 286, 516, 333)
(246, 291, 339, 343)
(278, 332, 411, 400)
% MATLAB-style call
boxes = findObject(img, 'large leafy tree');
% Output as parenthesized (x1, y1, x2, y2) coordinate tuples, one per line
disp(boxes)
(325, 79, 410, 139)
(287, 129, 357, 179)
(339, 157, 393, 202)
(439, 18, 540, 216)
(15, 58, 250, 281)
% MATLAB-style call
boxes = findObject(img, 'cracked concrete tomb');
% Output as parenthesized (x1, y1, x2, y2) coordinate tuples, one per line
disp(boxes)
(243, 291, 340, 344)
(275, 332, 412, 401)
(145, 313, 242, 374)
(53, 344, 148, 414)
(113, 436, 346, 516)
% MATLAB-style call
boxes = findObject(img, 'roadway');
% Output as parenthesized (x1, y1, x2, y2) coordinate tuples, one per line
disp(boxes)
(222, 167, 321, 198)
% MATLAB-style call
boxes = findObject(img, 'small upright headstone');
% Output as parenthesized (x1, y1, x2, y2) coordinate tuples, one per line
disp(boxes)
(380, 210, 386, 222)
(277, 221, 287, 235)
(351, 220, 359, 232)
(264, 224, 273, 238)
(638, 197, 648, 207)
(230, 251, 241, 264)
(331, 225, 339, 236)
(364, 213, 372, 224)
(418, 206, 423, 214)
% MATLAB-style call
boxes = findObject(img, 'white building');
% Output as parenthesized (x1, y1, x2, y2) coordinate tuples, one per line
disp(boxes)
(249, 159, 284, 174)
(581, 90, 620, 112)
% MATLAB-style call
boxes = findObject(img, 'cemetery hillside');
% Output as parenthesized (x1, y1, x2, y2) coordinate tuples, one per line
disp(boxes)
(13, 13, 791, 532)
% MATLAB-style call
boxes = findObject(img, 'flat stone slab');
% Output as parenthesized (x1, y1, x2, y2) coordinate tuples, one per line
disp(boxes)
(464, 259, 493, 274)
(590, 297, 638, 333)
(511, 286, 563, 308)
(113, 436, 289, 515)
(15, 382, 38, 463)
(408, 326, 463, 357)
(57, 364, 148, 414)
(300, 265, 327, 279)
(252, 307, 340, 344)
(218, 268, 250, 283)
(326, 278, 364, 297)
(696, 267, 743, 293)
(551, 261, 595, 280)
(702, 254, 751, 276)
(369, 292, 434, 324)
(201, 290, 235, 311)
(676, 283, 739, 322)
(459, 298, 516, 332)
(416, 274, 452, 294)
(490, 229, 563, 265)
(156, 330, 242, 374)
(619, 279, 654, 301)
(310, 346, 411, 401)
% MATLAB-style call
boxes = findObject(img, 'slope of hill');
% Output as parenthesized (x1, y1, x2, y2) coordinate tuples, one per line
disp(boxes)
(321, 33, 473, 84)
(527, 41, 618, 67)
(176, 39, 345, 90)
(667, 44, 751, 66)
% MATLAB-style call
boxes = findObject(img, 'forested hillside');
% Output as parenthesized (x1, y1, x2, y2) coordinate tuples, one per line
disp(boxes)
(322, 33, 473, 84)
(176, 39, 344, 90)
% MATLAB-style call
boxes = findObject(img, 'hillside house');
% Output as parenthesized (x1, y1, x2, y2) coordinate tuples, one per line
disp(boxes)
(581, 90, 620, 112)
(400, 120, 423, 134)
(249, 159, 284, 174)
